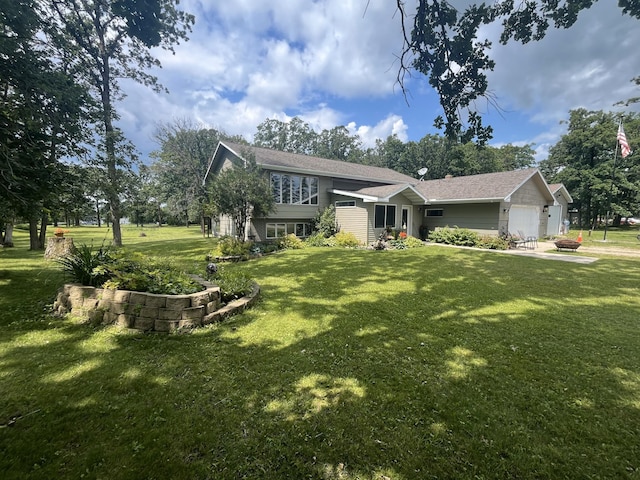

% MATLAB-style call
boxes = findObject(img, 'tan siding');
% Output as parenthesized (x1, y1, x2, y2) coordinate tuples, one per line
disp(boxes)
(510, 178, 548, 204)
(335, 201, 368, 245)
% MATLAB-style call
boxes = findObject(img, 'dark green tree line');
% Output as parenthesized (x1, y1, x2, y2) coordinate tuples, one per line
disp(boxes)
(539, 109, 640, 228)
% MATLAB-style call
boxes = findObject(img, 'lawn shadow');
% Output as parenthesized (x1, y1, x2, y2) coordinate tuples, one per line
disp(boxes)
(2, 245, 640, 478)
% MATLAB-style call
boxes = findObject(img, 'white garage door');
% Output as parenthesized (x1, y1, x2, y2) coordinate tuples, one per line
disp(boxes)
(509, 205, 540, 238)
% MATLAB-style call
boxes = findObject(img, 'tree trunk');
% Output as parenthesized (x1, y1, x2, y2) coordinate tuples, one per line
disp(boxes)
(2, 222, 14, 247)
(29, 217, 42, 250)
(98, 34, 122, 246)
(96, 198, 101, 227)
(39, 213, 48, 247)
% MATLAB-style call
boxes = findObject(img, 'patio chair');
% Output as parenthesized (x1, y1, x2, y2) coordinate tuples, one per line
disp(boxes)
(509, 232, 527, 249)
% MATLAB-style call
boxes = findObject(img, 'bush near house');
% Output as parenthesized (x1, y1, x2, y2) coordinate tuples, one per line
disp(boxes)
(429, 226, 481, 247)
(334, 231, 360, 248)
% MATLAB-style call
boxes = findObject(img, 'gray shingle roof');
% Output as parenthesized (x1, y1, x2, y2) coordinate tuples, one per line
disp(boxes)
(414, 168, 547, 202)
(220, 142, 417, 185)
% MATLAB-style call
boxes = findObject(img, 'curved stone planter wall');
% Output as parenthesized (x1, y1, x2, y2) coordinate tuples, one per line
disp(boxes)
(53, 277, 260, 333)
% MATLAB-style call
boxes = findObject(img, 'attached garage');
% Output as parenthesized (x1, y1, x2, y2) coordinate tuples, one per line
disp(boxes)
(508, 205, 541, 238)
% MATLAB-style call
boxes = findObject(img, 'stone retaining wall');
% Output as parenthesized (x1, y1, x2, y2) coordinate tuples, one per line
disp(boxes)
(52, 277, 260, 332)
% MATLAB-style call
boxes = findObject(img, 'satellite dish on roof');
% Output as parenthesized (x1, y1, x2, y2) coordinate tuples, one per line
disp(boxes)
(417, 167, 428, 181)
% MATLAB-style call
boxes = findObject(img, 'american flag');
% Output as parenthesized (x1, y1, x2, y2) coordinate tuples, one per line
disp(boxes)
(617, 123, 631, 158)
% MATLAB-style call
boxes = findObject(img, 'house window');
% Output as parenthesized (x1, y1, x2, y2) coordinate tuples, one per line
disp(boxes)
(266, 222, 312, 239)
(374, 204, 397, 228)
(335, 200, 356, 207)
(271, 173, 318, 205)
(426, 208, 444, 217)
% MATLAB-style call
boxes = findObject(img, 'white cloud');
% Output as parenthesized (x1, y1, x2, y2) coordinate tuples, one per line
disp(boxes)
(348, 115, 409, 148)
(116, 0, 640, 165)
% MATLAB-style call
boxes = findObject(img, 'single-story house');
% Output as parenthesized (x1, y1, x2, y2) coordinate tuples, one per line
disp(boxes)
(412, 169, 557, 239)
(204, 142, 567, 244)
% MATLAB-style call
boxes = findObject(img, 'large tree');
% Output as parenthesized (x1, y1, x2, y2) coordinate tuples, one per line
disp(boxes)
(397, 1, 640, 144)
(207, 155, 275, 242)
(151, 120, 243, 232)
(43, 0, 194, 246)
(1, 0, 89, 249)
(540, 109, 640, 228)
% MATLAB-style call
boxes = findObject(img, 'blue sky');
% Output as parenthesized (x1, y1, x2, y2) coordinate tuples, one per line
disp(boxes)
(116, 1, 640, 164)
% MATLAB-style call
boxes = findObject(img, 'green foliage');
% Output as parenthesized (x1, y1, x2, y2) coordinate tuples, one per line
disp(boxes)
(150, 121, 234, 226)
(208, 154, 275, 241)
(478, 235, 509, 250)
(304, 232, 328, 247)
(403, 235, 425, 248)
(334, 231, 360, 248)
(210, 236, 254, 258)
(305, 234, 336, 247)
(44, 0, 195, 246)
(311, 205, 337, 237)
(56, 244, 113, 287)
(254, 116, 363, 161)
(429, 226, 481, 247)
(102, 255, 201, 295)
(399, 2, 639, 143)
(540, 109, 640, 227)
(277, 233, 305, 250)
(57, 244, 200, 294)
(5, 226, 640, 478)
(206, 265, 254, 303)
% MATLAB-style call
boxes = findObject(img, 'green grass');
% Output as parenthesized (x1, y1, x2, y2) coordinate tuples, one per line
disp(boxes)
(2, 227, 640, 479)
(565, 226, 640, 248)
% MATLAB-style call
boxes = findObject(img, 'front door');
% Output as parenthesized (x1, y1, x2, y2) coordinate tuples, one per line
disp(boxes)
(401, 206, 412, 236)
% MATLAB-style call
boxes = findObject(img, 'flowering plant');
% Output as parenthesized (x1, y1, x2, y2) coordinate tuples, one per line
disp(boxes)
(399, 231, 407, 240)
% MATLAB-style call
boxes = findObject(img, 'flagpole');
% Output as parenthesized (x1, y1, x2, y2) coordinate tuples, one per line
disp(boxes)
(603, 120, 622, 241)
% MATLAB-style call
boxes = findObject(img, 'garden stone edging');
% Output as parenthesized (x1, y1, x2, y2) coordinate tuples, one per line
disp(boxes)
(52, 276, 260, 333)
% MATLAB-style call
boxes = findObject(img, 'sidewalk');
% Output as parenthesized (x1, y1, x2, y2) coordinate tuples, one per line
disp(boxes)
(501, 240, 598, 264)
(427, 240, 599, 264)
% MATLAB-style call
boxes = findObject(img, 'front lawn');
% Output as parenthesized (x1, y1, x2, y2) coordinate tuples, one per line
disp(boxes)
(1, 227, 640, 479)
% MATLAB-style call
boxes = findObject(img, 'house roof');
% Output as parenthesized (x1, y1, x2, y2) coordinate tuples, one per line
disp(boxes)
(413, 168, 556, 204)
(330, 184, 428, 204)
(204, 142, 559, 206)
(549, 183, 574, 204)
(206, 141, 418, 185)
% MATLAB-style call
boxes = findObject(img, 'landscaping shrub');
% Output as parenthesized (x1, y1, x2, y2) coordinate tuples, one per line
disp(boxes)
(403, 235, 425, 248)
(311, 205, 337, 237)
(277, 233, 305, 250)
(305, 232, 327, 247)
(58, 245, 201, 295)
(388, 239, 408, 250)
(305, 232, 338, 247)
(209, 236, 254, 258)
(478, 235, 509, 250)
(429, 226, 480, 247)
(206, 265, 254, 303)
(334, 231, 360, 248)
